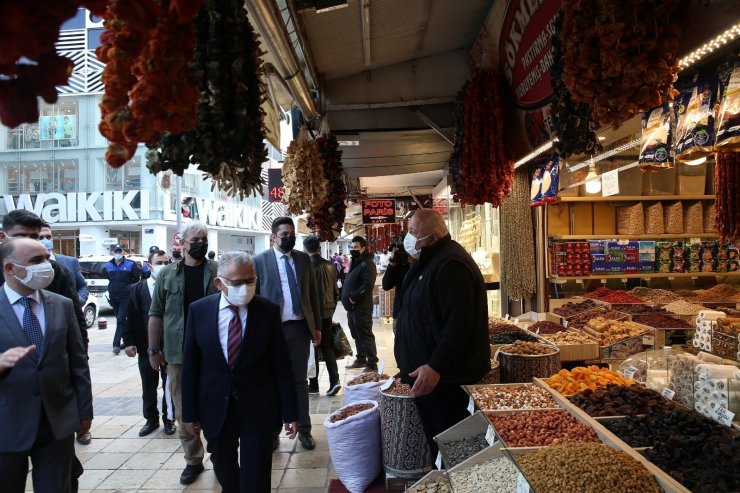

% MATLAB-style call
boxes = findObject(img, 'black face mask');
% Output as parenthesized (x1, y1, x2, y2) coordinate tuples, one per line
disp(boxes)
(187, 241, 208, 260)
(172, 250, 182, 260)
(278, 235, 296, 252)
(350, 250, 360, 258)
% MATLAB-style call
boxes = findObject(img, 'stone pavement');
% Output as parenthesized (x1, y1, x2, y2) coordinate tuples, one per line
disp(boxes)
(26, 305, 398, 492)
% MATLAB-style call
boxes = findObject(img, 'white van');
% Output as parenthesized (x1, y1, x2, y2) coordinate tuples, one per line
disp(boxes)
(78, 254, 147, 311)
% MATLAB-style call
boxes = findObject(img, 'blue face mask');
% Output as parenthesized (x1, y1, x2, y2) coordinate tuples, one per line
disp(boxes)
(113, 253, 123, 261)
(39, 239, 53, 251)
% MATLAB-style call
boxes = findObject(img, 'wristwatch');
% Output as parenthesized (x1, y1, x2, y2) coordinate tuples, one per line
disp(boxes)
(147, 348, 161, 355)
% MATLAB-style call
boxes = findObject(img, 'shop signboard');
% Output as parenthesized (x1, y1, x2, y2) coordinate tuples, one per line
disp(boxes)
(164, 195, 262, 231)
(361, 199, 396, 225)
(432, 198, 449, 215)
(266, 168, 284, 203)
(3, 190, 150, 224)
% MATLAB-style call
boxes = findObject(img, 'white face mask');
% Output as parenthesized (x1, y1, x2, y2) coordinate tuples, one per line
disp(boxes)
(13, 261, 55, 290)
(403, 232, 431, 259)
(151, 264, 166, 280)
(113, 253, 123, 261)
(221, 278, 256, 307)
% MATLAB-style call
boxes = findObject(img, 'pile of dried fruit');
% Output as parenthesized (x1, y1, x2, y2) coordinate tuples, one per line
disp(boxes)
(630, 287, 683, 304)
(488, 321, 520, 335)
(282, 127, 328, 214)
(552, 299, 600, 318)
(581, 319, 651, 346)
(663, 300, 706, 316)
(439, 433, 489, 468)
(632, 314, 692, 329)
(683, 284, 740, 303)
(500, 341, 556, 356)
(544, 331, 596, 345)
(382, 379, 412, 397)
(469, 384, 556, 410)
(584, 287, 644, 304)
(347, 373, 390, 386)
(569, 384, 679, 417)
(487, 410, 599, 447)
(307, 131, 347, 241)
(715, 152, 739, 242)
(564, 307, 629, 331)
(329, 402, 375, 423)
(489, 330, 539, 345)
(546, 366, 634, 396)
(529, 321, 566, 334)
(499, 170, 537, 300)
(517, 444, 661, 493)
(561, 0, 685, 128)
(409, 475, 452, 493)
(611, 304, 667, 315)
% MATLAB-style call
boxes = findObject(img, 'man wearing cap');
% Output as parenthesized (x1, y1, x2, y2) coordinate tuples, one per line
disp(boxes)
(106, 245, 141, 354)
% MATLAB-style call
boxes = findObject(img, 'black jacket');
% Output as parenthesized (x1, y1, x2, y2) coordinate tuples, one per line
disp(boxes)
(341, 251, 377, 311)
(381, 261, 410, 318)
(123, 279, 152, 353)
(105, 257, 142, 300)
(394, 235, 489, 384)
(310, 254, 339, 319)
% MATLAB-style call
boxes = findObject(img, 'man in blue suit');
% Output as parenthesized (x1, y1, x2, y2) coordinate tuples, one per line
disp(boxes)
(39, 222, 89, 305)
(182, 251, 298, 493)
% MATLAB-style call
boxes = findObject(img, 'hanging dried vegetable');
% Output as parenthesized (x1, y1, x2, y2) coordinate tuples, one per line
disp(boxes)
(715, 152, 739, 242)
(97, 0, 204, 168)
(457, 61, 513, 206)
(500, 170, 536, 300)
(146, 0, 268, 198)
(550, 11, 601, 158)
(447, 83, 467, 201)
(308, 133, 347, 242)
(283, 127, 328, 215)
(561, 0, 687, 128)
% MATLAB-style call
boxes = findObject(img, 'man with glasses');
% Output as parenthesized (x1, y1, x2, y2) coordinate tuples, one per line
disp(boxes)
(147, 222, 218, 485)
(124, 249, 175, 437)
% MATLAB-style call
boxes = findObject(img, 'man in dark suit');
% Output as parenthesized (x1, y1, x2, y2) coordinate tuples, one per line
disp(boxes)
(252, 217, 322, 451)
(0, 238, 93, 493)
(39, 222, 89, 304)
(182, 251, 299, 493)
(124, 249, 175, 437)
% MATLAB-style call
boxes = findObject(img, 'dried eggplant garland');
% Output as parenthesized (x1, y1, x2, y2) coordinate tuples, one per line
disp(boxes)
(308, 134, 347, 242)
(146, 0, 268, 198)
(715, 152, 739, 242)
(282, 127, 328, 215)
(448, 83, 467, 201)
(499, 170, 537, 300)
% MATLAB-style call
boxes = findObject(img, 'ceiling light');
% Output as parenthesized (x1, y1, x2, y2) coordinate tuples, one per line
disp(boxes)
(514, 138, 558, 168)
(598, 136, 606, 141)
(683, 156, 708, 166)
(337, 140, 359, 146)
(679, 23, 740, 70)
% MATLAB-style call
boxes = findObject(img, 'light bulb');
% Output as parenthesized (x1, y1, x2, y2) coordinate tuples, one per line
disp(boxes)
(585, 178, 602, 194)
(683, 156, 707, 166)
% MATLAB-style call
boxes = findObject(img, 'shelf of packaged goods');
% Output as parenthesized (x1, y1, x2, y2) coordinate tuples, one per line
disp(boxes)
(554, 195, 715, 202)
(549, 272, 740, 281)
(550, 234, 720, 240)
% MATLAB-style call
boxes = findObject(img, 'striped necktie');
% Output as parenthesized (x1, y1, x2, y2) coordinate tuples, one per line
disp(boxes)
(227, 305, 242, 368)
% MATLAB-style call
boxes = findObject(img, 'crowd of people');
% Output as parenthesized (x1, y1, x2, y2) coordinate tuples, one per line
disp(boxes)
(0, 209, 490, 493)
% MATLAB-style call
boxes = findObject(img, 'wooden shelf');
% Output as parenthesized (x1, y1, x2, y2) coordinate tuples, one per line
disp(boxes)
(549, 272, 740, 281)
(550, 234, 720, 240)
(555, 195, 714, 202)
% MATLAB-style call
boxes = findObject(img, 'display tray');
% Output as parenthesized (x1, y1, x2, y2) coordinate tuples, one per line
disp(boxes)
(653, 327, 695, 349)
(531, 378, 692, 493)
(407, 471, 449, 493)
(433, 411, 493, 470)
(576, 321, 654, 360)
(446, 441, 531, 493)
(542, 329, 600, 362)
(463, 383, 559, 413)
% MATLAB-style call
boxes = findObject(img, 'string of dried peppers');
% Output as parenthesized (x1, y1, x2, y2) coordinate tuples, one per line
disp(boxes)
(283, 127, 328, 215)
(714, 153, 739, 242)
(457, 62, 513, 207)
(307, 132, 347, 242)
(561, 0, 687, 128)
(448, 83, 467, 201)
(146, 0, 269, 198)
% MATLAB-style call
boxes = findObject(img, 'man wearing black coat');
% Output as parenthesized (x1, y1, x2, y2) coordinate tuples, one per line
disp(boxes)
(394, 210, 490, 462)
(381, 241, 411, 324)
(341, 236, 378, 372)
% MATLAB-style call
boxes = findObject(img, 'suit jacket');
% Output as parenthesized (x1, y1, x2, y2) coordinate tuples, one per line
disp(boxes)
(181, 294, 298, 439)
(252, 248, 321, 337)
(54, 253, 89, 304)
(124, 279, 152, 353)
(0, 289, 93, 452)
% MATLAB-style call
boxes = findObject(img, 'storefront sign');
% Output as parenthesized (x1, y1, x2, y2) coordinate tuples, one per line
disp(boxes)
(499, 0, 561, 108)
(432, 198, 449, 215)
(165, 195, 262, 231)
(361, 199, 396, 225)
(267, 169, 284, 203)
(4, 191, 150, 224)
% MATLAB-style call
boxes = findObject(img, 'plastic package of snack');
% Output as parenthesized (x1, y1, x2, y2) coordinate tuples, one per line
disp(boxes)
(716, 55, 740, 151)
(640, 103, 674, 170)
(675, 73, 719, 162)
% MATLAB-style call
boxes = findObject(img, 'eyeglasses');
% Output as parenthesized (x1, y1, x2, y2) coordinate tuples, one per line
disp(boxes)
(219, 276, 258, 287)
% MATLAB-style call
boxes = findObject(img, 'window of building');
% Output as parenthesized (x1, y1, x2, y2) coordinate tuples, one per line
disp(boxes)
(108, 230, 142, 256)
(0, 159, 80, 194)
(104, 157, 141, 191)
(6, 98, 80, 150)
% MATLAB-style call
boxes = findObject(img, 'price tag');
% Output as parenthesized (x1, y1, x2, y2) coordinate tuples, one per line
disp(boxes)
(690, 238, 701, 245)
(523, 324, 529, 331)
(467, 396, 475, 415)
(516, 473, 530, 493)
(535, 327, 540, 335)
(563, 320, 569, 328)
(623, 366, 637, 380)
(661, 388, 675, 401)
(712, 406, 735, 427)
(621, 278, 628, 283)
(380, 376, 394, 391)
(485, 425, 496, 446)
(377, 359, 385, 376)
(601, 169, 620, 197)
(642, 335, 655, 346)
(435, 452, 443, 470)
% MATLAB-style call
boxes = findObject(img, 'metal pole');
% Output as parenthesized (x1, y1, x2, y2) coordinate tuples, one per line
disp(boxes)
(175, 175, 182, 234)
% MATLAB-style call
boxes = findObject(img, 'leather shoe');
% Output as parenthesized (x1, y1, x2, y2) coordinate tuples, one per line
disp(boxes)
(299, 432, 316, 450)
(163, 419, 176, 435)
(363, 365, 378, 373)
(76, 431, 92, 445)
(139, 421, 159, 437)
(346, 358, 367, 369)
(180, 464, 204, 485)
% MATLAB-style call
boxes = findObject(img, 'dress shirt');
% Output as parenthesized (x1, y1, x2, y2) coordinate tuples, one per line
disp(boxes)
(147, 277, 156, 299)
(217, 293, 248, 363)
(272, 245, 304, 322)
(4, 283, 46, 337)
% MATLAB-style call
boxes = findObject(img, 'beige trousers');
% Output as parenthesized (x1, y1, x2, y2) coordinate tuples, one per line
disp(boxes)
(168, 363, 204, 466)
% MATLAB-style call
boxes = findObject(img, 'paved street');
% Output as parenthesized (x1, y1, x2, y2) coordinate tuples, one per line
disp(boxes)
(26, 305, 397, 492)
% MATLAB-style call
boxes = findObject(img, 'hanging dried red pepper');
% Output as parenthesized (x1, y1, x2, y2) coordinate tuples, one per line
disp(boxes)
(715, 153, 739, 242)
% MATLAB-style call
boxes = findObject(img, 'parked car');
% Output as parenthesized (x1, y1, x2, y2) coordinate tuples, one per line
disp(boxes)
(79, 254, 147, 311)
(82, 293, 99, 328)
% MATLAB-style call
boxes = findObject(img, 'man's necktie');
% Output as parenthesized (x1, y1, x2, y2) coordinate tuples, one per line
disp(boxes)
(227, 305, 242, 368)
(282, 255, 304, 317)
(18, 297, 43, 358)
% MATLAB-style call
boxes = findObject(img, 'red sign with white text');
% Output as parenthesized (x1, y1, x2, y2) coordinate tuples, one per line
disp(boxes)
(361, 199, 396, 225)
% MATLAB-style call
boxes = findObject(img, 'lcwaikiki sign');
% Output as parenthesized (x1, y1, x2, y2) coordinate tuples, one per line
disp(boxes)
(4, 191, 261, 230)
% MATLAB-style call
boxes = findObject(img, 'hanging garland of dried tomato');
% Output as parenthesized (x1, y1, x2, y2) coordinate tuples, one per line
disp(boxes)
(308, 133, 347, 241)
(146, 0, 269, 198)
(448, 83, 467, 201)
(283, 127, 328, 215)
(561, 0, 687, 128)
(715, 153, 739, 242)
(550, 11, 602, 158)
(457, 62, 513, 207)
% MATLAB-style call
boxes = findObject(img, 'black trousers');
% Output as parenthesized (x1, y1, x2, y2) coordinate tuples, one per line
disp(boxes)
(413, 382, 471, 465)
(138, 353, 171, 422)
(310, 317, 339, 388)
(110, 297, 128, 347)
(0, 408, 74, 493)
(208, 398, 274, 493)
(347, 307, 377, 365)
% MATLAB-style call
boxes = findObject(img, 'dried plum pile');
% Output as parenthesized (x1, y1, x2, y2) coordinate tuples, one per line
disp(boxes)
(489, 330, 539, 345)
(569, 384, 679, 417)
